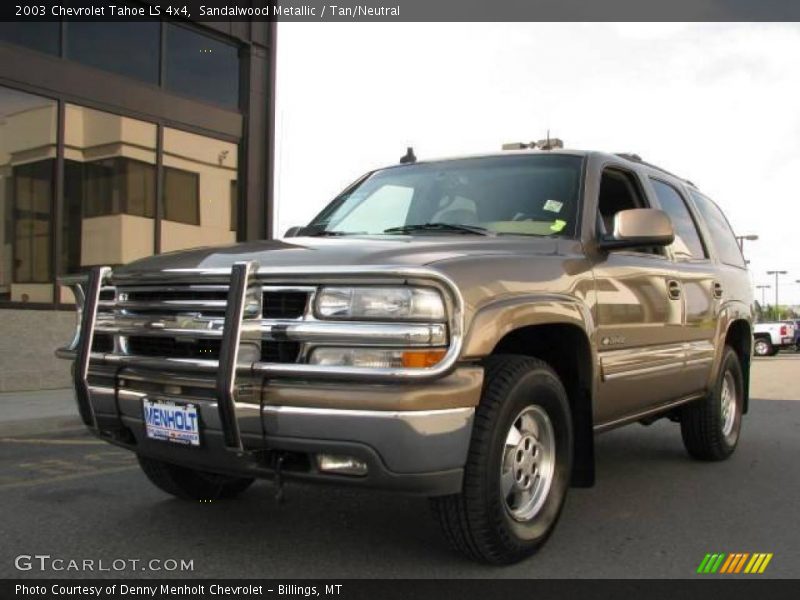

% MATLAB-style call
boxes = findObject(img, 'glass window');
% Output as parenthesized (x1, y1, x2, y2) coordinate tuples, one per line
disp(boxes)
(80, 158, 155, 219)
(161, 127, 237, 253)
(308, 155, 584, 237)
(164, 167, 199, 225)
(597, 169, 646, 234)
(690, 191, 746, 268)
(65, 21, 160, 84)
(63, 104, 157, 279)
(650, 179, 706, 260)
(0, 22, 60, 55)
(0, 86, 57, 303)
(13, 160, 54, 284)
(332, 185, 413, 233)
(165, 24, 240, 108)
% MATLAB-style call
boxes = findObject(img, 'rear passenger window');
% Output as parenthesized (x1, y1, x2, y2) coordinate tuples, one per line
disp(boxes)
(650, 179, 706, 260)
(689, 191, 746, 268)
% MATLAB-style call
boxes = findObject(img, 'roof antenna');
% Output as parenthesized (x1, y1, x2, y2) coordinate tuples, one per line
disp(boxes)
(399, 147, 416, 164)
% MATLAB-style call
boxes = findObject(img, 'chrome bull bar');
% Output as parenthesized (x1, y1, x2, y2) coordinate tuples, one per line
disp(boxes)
(215, 261, 256, 450)
(72, 262, 258, 451)
(72, 266, 111, 430)
(60, 263, 466, 452)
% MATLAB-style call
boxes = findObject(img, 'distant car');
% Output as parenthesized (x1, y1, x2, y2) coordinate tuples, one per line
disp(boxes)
(753, 321, 796, 356)
(794, 320, 800, 352)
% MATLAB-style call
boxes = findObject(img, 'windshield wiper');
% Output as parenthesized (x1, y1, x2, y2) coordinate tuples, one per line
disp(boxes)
(383, 222, 493, 236)
(306, 230, 366, 237)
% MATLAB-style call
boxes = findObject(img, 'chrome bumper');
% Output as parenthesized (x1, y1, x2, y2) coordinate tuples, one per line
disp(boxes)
(82, 366, 475, 495)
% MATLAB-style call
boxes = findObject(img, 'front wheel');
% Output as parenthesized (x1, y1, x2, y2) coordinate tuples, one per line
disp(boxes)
(680, 346, 744, 461)
(430, 355, 573, 564)
(137, 455, 254, 501)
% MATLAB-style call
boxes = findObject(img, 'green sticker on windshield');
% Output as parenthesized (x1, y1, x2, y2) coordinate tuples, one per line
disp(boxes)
(550, 219, 567, 233)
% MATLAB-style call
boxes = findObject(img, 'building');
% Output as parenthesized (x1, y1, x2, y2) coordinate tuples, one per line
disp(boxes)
(0, 17, 276, 391)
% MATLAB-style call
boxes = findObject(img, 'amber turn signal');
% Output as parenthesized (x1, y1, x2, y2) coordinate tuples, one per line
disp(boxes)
(401, 349, 447, 368)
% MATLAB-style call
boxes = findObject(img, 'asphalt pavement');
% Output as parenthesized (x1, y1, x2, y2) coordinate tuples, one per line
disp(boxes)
(1, 354, 798, 579)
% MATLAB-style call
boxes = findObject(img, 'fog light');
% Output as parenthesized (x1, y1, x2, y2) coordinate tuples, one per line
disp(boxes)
(316, 454, 368, 476)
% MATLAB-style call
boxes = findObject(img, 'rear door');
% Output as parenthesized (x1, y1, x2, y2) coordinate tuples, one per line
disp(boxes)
(648, 178, 718, 394)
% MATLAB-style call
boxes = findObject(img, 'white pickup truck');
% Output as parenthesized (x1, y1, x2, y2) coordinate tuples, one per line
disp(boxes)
(753, 321, 796, 356)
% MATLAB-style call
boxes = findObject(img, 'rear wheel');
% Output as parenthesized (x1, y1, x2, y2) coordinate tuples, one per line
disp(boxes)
(137, 455, 254, 501)
(680, 347, 744, 461)
(753, 337, 772, 357)
(430, 355, 572, 564)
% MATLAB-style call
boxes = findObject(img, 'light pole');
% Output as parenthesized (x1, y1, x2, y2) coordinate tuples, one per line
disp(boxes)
(755, 284, 771, 307)
(766, 270, 788, 319)
(735, 233, 759, 252)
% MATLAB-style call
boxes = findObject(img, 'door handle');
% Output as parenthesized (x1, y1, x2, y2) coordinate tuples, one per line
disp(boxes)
(712, 281, 724, 299)
(667, 279, 682, 300)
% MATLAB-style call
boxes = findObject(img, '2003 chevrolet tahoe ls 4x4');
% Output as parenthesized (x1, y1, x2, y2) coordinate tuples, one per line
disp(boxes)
(57, 147, 753, 564)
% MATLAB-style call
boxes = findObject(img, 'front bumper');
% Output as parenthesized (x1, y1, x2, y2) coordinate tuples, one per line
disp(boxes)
(59, 264, 479, 496)
(83, 365, 481, 496)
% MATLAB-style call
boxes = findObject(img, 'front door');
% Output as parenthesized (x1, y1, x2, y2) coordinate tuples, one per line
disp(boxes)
(592, 166, 685, 426)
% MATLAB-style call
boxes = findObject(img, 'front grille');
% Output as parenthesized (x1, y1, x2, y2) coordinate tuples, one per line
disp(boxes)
(92, 334, 114, 352)
(260, 340, 301, 363)
(127, 336, 301, 363)
(118, 286, 310, 319)
(120, 285, 230, 317)
(126, 289, 228, 302)
(128, 336, 220, 359)
(263, 291, 308, 319)
(99, 283, 312, 365)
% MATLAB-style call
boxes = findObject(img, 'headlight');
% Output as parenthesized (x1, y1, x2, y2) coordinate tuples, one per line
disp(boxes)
(315, 287, 445, 320)
(309, 347, 446, 369)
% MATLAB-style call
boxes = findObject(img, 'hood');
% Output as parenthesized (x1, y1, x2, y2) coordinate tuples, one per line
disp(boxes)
(115, 235, 562, 275)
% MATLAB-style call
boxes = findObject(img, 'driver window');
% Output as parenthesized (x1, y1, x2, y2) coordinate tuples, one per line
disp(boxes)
(597, 168, 660, 255)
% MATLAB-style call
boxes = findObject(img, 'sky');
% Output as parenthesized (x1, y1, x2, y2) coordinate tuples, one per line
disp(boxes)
(274, 22, 800, 306)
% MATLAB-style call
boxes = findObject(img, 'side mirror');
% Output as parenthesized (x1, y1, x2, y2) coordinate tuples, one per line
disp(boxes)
(598, 208, 674, 251)
(284, 226, 304, 238)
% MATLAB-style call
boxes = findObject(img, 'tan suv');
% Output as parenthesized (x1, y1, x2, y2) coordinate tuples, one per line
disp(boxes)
(58, 148, 753, 564)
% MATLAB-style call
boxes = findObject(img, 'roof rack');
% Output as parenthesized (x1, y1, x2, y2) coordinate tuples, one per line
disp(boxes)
(502, 135, 564, 151)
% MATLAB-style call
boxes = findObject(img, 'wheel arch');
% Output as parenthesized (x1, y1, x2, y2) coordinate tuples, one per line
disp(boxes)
(723, 318, 752, 414)
(486, 319, 596, 488)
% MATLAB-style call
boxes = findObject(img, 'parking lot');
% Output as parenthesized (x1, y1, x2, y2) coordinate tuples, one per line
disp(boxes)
(1, 354, 799, 579)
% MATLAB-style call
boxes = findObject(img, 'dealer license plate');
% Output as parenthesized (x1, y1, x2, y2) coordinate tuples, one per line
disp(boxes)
(142, 399, 201, 446)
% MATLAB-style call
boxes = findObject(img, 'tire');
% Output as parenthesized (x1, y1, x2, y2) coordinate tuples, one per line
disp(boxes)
(753, 337, 772, 357)
(680, 346, 744, 461)
(137, 455, 254, 501)
(430, 355, 573, 564)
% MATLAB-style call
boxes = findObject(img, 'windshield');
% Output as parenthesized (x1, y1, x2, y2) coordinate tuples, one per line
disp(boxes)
(305, 154, 584, 237)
